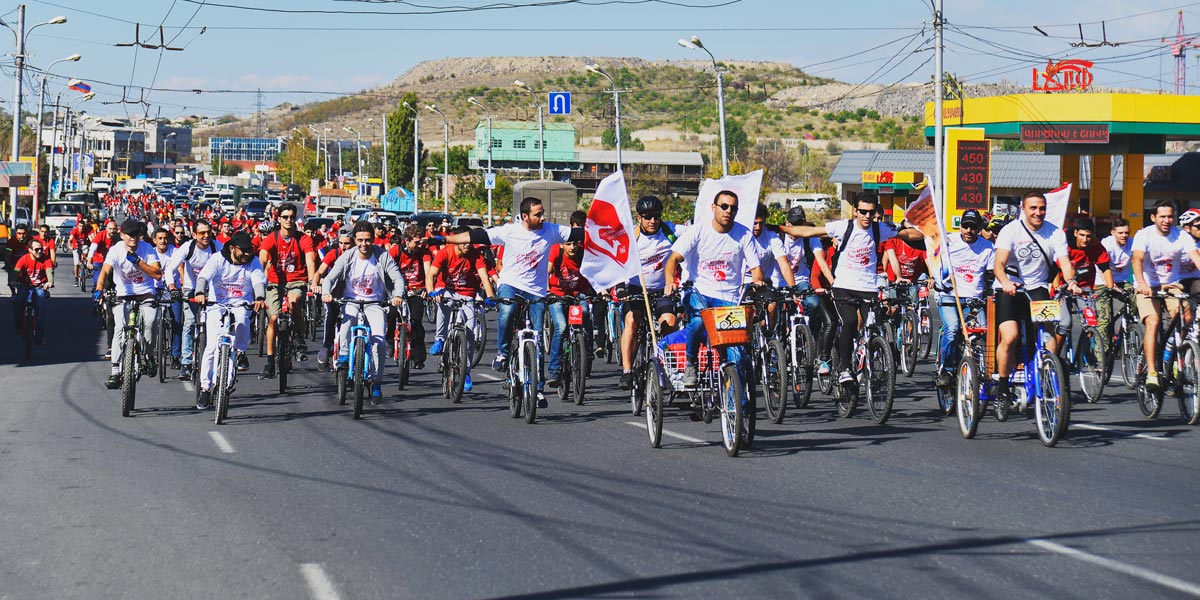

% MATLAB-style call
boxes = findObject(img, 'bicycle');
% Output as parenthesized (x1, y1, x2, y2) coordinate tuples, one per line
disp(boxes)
(268, 284, 305, 395)
(497, 297, 545, 424)
(955, 288, 1071, 446)
(117, 294, 159, 418)
(774, 285, 819, 421)
(15, 286, 44, 361)
(306, 291, 322, 341)
(201, 300, 251, 425)
(1106, 286, 1140, 389)
(1130, 290, 1200, 425)
(253, 307, 267, 356)
(471, 299, 488, 368)
(549, 295, 592, 406)
(624, 290, 675, 417)
(77, 261, 93, 293)
(433, 294, 475, 404)
(153, 289, 178, 384)
(933, 297, 986, 417)
(747, 286, 786, 427)
(335, 298, 390, 419)
(392, 293, 413, 391)
(605, 295, 624, 365)
(1057, 290, 1106, 404)
(818, 291, 896, 424)
(916, 283, 935, 360)
(890, 282, 920, 378)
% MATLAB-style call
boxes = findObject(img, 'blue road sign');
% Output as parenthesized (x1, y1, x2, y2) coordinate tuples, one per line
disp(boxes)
(548, 92, 571, 115)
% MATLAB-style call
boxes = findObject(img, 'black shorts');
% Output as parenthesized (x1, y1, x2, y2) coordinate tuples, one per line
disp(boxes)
(995, 286, 1050, 325)
(621, 288, 675, 319)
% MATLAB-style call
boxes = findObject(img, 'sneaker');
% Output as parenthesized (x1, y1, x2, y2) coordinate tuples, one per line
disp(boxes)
(143, 356, 157, 377)
(1146, 371, 1161, 391)
(595, 346, 606, 358)
(838, 369, 854, 385)
(936, 369, 954, 388)
(236, 354, 249, 372)
(103, 351, 111, 360)
(413, 361, 425, 370)
(464, 372, 473, 392)
(335, 355, 349, 371)
(371, 383, 382, 399)
(295, 337, 309, 354)
(317, 347, 329, 366)
(170, 357, 182, 371)
(683, 364, 699, 387)
(178, 366, 192, 381)
(536, 392, 548, 409)
(430, 339, 445, 355)
(817, 360, 832, 376)
(105, 374, 122, 389)
(547, 371, 561, 389)
(619, 371, 634, 390)
(258, 362, 276, 379)
(196, 390, 212, 410)
(491, 355, 507, 372)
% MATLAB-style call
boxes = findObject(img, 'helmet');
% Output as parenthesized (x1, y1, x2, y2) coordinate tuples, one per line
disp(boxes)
(1180, 208, 1200, 227)
(258, 220, 276, 235)
(987, 213, 1014, 232)
(635, 195, 663, 216)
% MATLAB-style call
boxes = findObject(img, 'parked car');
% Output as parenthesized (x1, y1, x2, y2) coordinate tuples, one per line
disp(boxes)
(453, 216, 485, 229)
(44, 201, 88, 230)
(243, 200, 270, 220)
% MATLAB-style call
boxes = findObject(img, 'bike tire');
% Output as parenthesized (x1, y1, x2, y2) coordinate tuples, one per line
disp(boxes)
(900, 312, 918, 377)
(1135, 328, 1163, 419)
(337, 366, 348, 406)
(1077, 326, 1106, 404)
(193, 323, 207, 406)
(1035, 351, 1071, 447)
(571, 331, 587, 405)
(719, 363, 745, 457)
(834, 352, 857, 418)
(472, 308, 487, 368)
(645, 365, 663, 448)
(629, 331, 644, 416)
(256, 311, 266, 357)
(793, 323, 816, 410)
(522, 341, 538, 424)
(1122, 320, 1142, 390)
(397, 325, 409, 390)
(450, 331, 468, 404)
(507, 352, 522, 419)
(352, 338, 366, 419)
(764, 338, 789, 424)
(919, 307, 934, 360)
(120, 338, 137, 418)
(22, 311, 33, 361)
(866, 335, 896, 424)
(1179, 340, 1200, 426)
(215, 345, 231, 425)
(157, 314, 170, 384)
(955, 355, 982, 439)
(277, 325, 290, 395)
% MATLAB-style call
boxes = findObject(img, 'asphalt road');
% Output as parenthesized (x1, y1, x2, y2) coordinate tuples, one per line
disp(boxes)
(1, 266, 1197, 600)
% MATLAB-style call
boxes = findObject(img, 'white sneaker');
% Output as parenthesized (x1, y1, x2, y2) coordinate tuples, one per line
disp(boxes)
(317, 347, 329, 365)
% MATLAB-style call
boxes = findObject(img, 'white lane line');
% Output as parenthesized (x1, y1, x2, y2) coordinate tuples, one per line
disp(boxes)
(207, 431, 235, 454)
(471, 371, 505, 382)
(299, 563, 342, 600)
(1026, 539, 1200, 597)
(625, 421, 706, 444)
(183, 380, 195, 392)
(1073, 423, 1170, 441)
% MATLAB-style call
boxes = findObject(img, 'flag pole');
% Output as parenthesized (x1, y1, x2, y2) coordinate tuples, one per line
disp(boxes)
(926, 178, 971, 355)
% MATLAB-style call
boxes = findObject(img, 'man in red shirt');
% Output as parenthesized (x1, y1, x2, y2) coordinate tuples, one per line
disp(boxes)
(69, 215, 95, 285)
(257, 202, 317, 378)
(12, 238, 54, 345)
(426, 225, 496, 390)
(1055, 218, 1113, 348)
(87, 221, 119, 290)
(391, 224, 432, 367)
(545, 237, 596, 388)
(312, 231, 353, 368)
(215, 221, 233, 245)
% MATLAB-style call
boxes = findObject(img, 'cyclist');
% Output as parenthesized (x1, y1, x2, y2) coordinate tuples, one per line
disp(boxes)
(928, 209, 994, 386)
(95, 219, 164, 389)
(1099, 218, 1133, 350)
(1055, 217, 1113, 344)
(618, 195, 681, 390)
(257, 203, 317, 379)
(546, 229, 596, 389)
(426, 224, 497, 392)
(12, 238, 54, 345)
(313, 231, 353, 368)
(320, 220, 407, 401)
(36, 225, 57, 266)
(191, 232, 266, 409)
(166, 220, 223, 381)
(1131, 200, 1200, 391)
(992, 191, 1081, 401)
(4, 223, 31, 289)
(86, 221, 120, 290)
(437, 197, 585, 409)
(150, 227, 185, 372)
(780, 205, 824, 329)
(777, 195, 926, 385)
(663, 190, 765, 387)
(1179, 209, 1200, 296)
(69, 215, 94, 285)
(390, 224, 432, 368)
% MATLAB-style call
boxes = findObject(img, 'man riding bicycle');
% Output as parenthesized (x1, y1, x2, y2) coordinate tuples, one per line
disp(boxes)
(191, 232, 266, 409)
(166, 220, 222, 381)
(663, 190, 765, 388)
(927, 209, 994, 387)
(95, 219, 163, 389)
(618, 195, 681, 391)
(389, 224, 432, 369)
(1099, 218, 1133, 354)
(313, 231, 353, 369)
(1055, 217, 1113, 348)
(12, 238, 54, 345)
(258, 202, 316, 379)
(426, 224, 496, 392)
(321, 220, 407, 400)
(68, 215, 94, 286)
(87, 221, 119, 290)
(1131, 200, 1200, 391)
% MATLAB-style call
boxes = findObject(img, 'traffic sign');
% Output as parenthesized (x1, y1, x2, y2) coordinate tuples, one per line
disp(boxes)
(484, 172, 496, 190)
(548, 92, 571, 115)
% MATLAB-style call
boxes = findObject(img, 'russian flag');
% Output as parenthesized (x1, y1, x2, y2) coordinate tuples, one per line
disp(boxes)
(70, 82, 91, 93)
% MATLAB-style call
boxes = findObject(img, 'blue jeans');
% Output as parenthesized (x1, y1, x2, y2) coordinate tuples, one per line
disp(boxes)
(683, 290, 747, 379)
(181, 289, 200, 366)
(496, 284, 546, 360)
(547, 300, 590, 375)
(168, 299, 183, 360)
(13, 287, 48, 341)
(938, 299, 984, 373)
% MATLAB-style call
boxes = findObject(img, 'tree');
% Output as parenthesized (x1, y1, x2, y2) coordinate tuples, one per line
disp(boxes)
(601, 128, 645, 152)
(275, 133, 320, 186)
(724, 118, 751, 161)
(387, 92, 424, 195)
(756, 140, 799, 191)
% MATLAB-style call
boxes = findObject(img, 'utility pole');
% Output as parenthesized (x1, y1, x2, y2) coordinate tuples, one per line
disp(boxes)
(403, 102, 419, 203)
(8, 5, 25, 227)
(934, 0, 944, 216)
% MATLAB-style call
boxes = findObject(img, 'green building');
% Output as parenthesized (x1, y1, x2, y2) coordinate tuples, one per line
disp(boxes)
(468, 121, 576, 176)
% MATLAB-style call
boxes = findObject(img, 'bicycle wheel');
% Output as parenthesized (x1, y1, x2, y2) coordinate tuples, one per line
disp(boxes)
(1122, 321, 1142, 390)
(256, 311, 267, 357)
(644, 365, 663, 448)
(607, 308, 623, 365)
(193, 324, 207, 406)
(449, 331, 468, 404)
(156, 314, 170, 384)
(629, 328, 645, 416)
(215, 345, 232, 425)
(1035, 351, 1070, 447)
(793, 324, 815, 410)
(80, 268, 90, 293)
(1135, 332, 1163, 419)
(1178, 340, 1200, 426)
(395, 324, 409, 391)
(522, 341, 538, 424)
(763, 338, 789, 424)
(277, 327, 290, 395)
(352, 338, 366, 419)
(865, 335, 896, 424)
(507, 352, 522, 419)
(900, 311, 918, 377)
(120, 337, 137, 418)
(1077, 326, 1106, 404)
(834, 353, 857, 418)
(919, 307, 934, 359)
(719, 363, 745, 457)
(472, 308, 487, 368)
(336, 365, 348, 406)
(570, 330, 587, 406)
(955, 355, 982, 439)
(22, 310, 34, 361)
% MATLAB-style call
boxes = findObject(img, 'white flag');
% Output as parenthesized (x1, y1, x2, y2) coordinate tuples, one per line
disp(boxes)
(693, 170, 764, 229)
(581, 171, 641, 289)
(1045, 182, 1072, 229)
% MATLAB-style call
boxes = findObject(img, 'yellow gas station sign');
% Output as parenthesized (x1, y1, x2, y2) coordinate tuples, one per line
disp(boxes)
(943, 128, 991, 230)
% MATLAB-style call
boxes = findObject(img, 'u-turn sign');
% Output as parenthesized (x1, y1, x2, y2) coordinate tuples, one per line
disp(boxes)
(548, 92, 571, 115)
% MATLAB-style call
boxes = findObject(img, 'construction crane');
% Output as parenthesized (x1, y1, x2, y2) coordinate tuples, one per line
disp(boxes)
(1168, 11, 1200, 95)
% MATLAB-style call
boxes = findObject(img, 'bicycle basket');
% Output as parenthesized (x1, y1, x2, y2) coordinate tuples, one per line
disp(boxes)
(700, 305, 753, 348)
(1030, 300, 1061, 323)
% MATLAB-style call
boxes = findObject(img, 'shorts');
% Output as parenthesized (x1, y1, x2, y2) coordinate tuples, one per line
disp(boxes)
(622, 289, 676, 319)
(266, 280, 308, 317)
(1135, 282, 1183, 323)
(994, 286, 1050, 325)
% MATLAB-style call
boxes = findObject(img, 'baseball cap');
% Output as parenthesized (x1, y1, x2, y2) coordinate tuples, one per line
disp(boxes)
(787, 206, 807, 225)
(960, 210, 985, 228)
(228, 232, 254, 252)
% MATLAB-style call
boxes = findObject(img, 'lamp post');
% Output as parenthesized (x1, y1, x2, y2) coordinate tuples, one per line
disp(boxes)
(402, 101, 420, 203)
(343, 125, 362, 193)
(63, 92, 93, 191)
(585, 63, 623, 175)
(678, 35, 728, 177)
(160, 131, 176, 180)
(369, 116, 387, 191)
(467, 96, 495, 226)
(47, 80, 81, 201)
(0, 6, 67, 226)
(424, 104, 449, 213)
(32, 54, 80, 218)
(306, 125, 322, 185)
(513, 80, 545, 179)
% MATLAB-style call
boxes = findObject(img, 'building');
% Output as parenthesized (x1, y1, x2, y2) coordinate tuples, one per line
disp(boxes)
(141, 123, 192, 178)
(468, 120, 576, 176)
(209, 137, 284, 163)
(571, 150, 704, 196)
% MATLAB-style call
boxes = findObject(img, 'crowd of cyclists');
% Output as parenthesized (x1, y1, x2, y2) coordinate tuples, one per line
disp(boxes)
(4, 184, 1198, 446)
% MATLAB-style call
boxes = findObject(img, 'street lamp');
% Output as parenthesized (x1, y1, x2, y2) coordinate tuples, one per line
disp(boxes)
(63, 92, 93, 191)
(402, 101, 420, 202)
(467, 96, 495, 226)
(678, 35, 729, 177)
(369, 116, 387, 191)
(306, 125, 322, 184)
(585, 63, 623, 175)
(0, 6, 67, 227)
(161, 131, 176, 179)
(513, 80, 545, 180)
(424, 104, 449, 213)
(343, 125, 362, 193)
(31, 54, 80, 218)
(46, 78, 81, 201)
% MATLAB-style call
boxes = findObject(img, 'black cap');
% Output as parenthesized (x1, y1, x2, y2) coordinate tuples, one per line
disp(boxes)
(960, 209, 985, 228)
(787, 205, 807, 225)
(228, 231, 254, 252)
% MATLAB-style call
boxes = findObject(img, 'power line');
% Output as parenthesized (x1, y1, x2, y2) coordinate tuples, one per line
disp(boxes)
(177, 0, 742, 15)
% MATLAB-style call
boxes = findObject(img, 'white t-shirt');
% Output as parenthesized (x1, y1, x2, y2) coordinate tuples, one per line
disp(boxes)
(994, 219, 1069, 290)
(825, 219, 897, 292)
(628, 223, 676, 290)
(168, 239, 223, 291)
(1101, 235, 1133, 285)
(197, 253, 266, 304)
(105, 241, 161, 297)
(671, 221, 761, 303)
(749, 229, 788, 287)
(488, 222, 573, 295)
(936, 232, 995, 299)
(154, 246, 175, 289)
(343, 253, 386, 301)
(1131, 226, 1198, 287)
(782, 236, 820, 286)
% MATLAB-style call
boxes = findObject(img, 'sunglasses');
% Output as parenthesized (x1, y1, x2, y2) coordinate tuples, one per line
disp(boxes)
(961, 224, 981, 231)
(715, 203, 738, 213)
(855, 208, 873, 215)
(639, 213, 661, 221)
(279, 215, 296, 220)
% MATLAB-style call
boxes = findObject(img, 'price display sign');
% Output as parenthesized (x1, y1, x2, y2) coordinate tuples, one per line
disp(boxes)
(955, 140, 990, 210)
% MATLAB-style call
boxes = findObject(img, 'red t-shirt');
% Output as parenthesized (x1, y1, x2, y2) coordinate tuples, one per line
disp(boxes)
(14, 253, 53, 287)
(1067, 244, 1110, 289)
(215, 232, 232, 245)
(390, 245, 433, 291)
(259, 231, 316, 284)
(89, 232, 115, 263)
(548, 245, 595, 297)
(882, 237, 927, 282)
(322, 246, 343, 268)
(431, 246, 486, 296)
(69, 224, 93, 250)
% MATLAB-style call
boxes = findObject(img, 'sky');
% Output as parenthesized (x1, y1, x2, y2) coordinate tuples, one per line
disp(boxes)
(6, 0, 1199, 119)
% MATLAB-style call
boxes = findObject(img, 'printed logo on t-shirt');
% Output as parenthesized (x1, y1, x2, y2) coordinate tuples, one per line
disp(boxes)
(700, 252, 734, 282)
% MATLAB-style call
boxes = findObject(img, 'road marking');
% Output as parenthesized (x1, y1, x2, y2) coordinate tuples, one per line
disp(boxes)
(183, 381, 195, 392)
(625, 421, 706, 444)
(1026, 539, 1200, 597)
(207, 431, 235, 454)
(471, 371, 505, 382)
(299, 563, 342, 600)
(1073, 423, 1170, 441)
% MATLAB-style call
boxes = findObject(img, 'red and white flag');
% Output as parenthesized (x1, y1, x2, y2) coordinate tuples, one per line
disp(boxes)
(1044, 182, 1072, 229)
(581, 171, 641, 289)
